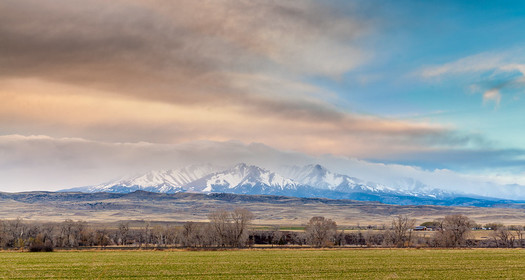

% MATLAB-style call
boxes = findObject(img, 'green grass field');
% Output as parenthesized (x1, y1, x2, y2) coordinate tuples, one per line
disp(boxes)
(1, 249, 525, 279)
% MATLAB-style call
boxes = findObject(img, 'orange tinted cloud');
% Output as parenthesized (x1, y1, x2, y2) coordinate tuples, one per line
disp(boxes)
(1, 79, 446, 157)
(0, 0, 460, 159)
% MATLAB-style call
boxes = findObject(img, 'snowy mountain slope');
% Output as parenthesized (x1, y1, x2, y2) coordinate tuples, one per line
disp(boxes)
(281, 164, 457, 198)
(184, 163, 298, 195)
(64, 164, 219, 193)
(281, 164, 408, 194)
(281, 164, 359, 190)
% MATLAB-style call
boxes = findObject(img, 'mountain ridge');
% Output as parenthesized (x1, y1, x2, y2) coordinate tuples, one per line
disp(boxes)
(61, 163, 519, 206)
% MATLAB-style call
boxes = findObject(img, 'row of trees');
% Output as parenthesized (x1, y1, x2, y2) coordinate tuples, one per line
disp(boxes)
(302, 214, 525, 248)
(0, 208, 255, 251)
(1, 211, 524, 251)
(389, 214, 476, 247)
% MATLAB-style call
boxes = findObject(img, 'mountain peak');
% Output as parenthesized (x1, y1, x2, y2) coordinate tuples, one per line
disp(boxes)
(309, 164, 327, 176)
(232, 162, 252, 172)
(234, 162, 248, 168)
(183, 163, 297, 194)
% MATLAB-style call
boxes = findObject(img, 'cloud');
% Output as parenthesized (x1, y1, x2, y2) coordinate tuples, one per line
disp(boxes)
(0, 0, 508, 183)
(420, 51, 507, 78)
(0, 0, 366, 99)
(0, 73, 453, 159)
(2, 134, 525, 199)
(366, 147, 525, 172)
(419, 50, 525, 105)
(483, 89, 502, 106)
(0, 0, 462, 156)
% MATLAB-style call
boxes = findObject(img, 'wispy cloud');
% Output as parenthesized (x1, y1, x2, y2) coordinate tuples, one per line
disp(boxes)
(420, 50, 525, 106)
(420, 51, 507, 78)
(483, 89, 502, 106)
(0, 78, 451, 158)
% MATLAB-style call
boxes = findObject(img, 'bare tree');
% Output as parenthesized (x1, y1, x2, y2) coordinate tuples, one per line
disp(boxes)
(0, 220, 6, 248)
(5, 218, 27, 249)
(515, 225, 525, 248)
(117, 222, 130, 245)
(208, 208, 254, 247)
(208, 210, 230, 246)
(144, 222, 152, 246)
(181, 221, 202, 247)
(435, 214, 474, 247)
(492, 226, 515, 248)
(151, 225, 166, 247)
(230, 208, 254, 247)
(39, 223, 55, 248)
(58, 220, 86, 248)
(388, 215, 415, 248)
(334, 230, 346, 246)
(94, 228, 111, 247)
(305, 216, 337, 247)
(269, 226, 283, 247)
(164, 225, 178, 245)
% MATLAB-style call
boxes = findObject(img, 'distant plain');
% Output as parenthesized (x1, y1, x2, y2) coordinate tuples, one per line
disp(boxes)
(2, 191, 525, 226)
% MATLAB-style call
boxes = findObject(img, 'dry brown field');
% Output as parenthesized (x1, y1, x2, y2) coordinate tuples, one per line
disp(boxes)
(1, 192, 524, 226)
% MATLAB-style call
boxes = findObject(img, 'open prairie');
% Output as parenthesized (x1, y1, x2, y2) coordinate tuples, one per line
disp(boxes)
(2, 192, 525, 226)
(1, 249, 525, 279)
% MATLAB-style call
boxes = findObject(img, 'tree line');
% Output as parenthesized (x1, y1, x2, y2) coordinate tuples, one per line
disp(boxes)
(299, 214, 525, 248)
(0, 208, 255, 251)
(1, 210, 524, 251)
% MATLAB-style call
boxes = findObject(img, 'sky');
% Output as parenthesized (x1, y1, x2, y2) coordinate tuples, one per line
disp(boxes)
(2, 0, 525, 197)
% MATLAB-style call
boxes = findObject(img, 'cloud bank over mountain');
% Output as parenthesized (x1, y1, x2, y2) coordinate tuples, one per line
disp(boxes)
(1, 134, 523, 200)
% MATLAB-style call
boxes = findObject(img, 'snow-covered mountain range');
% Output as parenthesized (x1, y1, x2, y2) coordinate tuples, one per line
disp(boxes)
(67, 164, 219, 194)
(184, 163, 298, 194)
(63, 163, 482, 205)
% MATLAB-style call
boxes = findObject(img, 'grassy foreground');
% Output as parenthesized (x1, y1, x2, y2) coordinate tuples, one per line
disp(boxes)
(1, 249, 525, 279)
